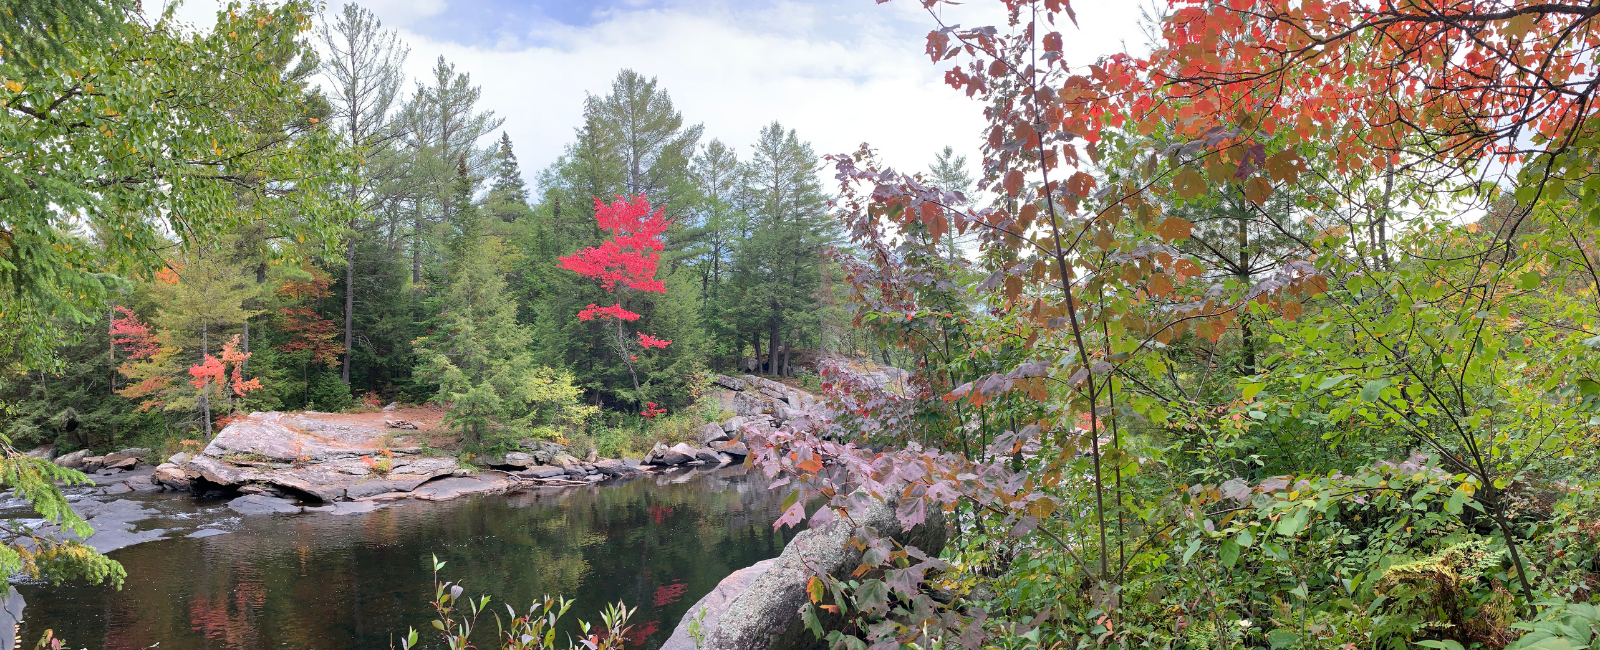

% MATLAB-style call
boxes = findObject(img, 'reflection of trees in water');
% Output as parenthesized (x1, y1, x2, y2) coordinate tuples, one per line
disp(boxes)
(185, 566, 266, 649)
(24, 471, 799, 650)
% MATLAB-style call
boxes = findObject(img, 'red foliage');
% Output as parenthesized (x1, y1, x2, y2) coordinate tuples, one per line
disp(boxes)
(625, 620, 659, 646)
(578, 303, 642, 322)
(189, 336, 262, 397)
(562, 195, 674, 394)
(274, 269, 333, 301)
(276, 306, 342, 367)
(647, 504, 673, 523)
(640, 402, 666, 419)
(652, 582, 688, 607)
(110, 306, 159, 360)
(558, 195, 670, 293)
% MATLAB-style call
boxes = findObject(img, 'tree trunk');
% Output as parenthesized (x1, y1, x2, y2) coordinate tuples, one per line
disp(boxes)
(1236, 206, 1255, 375)
(343, 237, 355, 384)
(782, 334, 792, 377)
(201, 319, 212, 439)
(768, 315, 781, 375)
(412, 203, 423, 285)
(241, 318, 250, 377)
(108, 307, 116, 395)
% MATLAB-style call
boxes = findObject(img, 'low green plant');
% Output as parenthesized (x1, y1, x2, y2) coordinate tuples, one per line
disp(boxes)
(400, 555, 634, 650)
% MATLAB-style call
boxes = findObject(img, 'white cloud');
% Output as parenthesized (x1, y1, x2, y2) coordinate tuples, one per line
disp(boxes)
(155, 0, 1148, 190)
(375, 0, 1147, 189)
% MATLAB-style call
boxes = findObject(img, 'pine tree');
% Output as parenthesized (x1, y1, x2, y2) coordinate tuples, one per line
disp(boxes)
(400, 57, 504, 284)
(927, 145, 976, 264)
(585, 70, 703, 210)
(730, 123, 835, 376)
(683, 139, 750, 366)
(318, 2, 410, 386)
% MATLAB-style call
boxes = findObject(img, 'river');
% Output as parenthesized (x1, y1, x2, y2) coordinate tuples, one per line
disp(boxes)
(12, 466, 795, 650)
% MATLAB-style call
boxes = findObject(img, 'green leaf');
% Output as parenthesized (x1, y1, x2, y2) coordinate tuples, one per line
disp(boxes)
(1268, 630, 1302, 650)
(1518, 271, 1542, 290)
(1317, 374, 1352, 391)
(1241, 382, 1265, 401)
(1416, 641, 1466, 650)
(1219, 538, 1241, 567)
(1182, 538, 1202, 564)
(1277, 508, 1309, 536)
(1361, 378, 1391, 402)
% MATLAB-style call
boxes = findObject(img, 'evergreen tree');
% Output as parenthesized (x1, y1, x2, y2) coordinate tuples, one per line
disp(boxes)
(731, 123, 835, 375)
(486, 133, 534, 223)
(585, 70, 703, 214)
(684, 139, 750, 366)
(927, 145, 976, 263)
(400, 57, 504, 284)
(318, 2, 410, 385)
(413, 161, 542, 446)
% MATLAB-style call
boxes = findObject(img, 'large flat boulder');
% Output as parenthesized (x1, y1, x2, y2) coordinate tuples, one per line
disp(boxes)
(227, 495, 304, 516)
(173, 412, 460, 502)
(203, 412, 418, 462)
(409, 473, 513, 501)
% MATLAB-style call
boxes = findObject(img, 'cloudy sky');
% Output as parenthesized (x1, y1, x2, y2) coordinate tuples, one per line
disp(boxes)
(157, 0, 1148, 186)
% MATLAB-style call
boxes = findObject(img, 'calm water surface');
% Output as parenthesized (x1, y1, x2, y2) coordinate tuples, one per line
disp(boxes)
(17, 467, 795, 650)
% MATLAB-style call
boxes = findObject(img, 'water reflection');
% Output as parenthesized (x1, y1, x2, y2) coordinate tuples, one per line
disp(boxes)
(19, 468, 796, 650)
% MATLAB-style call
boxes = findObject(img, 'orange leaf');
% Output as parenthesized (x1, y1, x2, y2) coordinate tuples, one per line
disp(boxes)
(1003, 170, 1025, 196)
(796, 458, 823, 474)
(1157, 217, 1193, 242)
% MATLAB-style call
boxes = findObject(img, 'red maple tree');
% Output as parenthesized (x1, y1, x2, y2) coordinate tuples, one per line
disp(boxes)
(110, 306, 159, 360)
(560, 195, 673, 411)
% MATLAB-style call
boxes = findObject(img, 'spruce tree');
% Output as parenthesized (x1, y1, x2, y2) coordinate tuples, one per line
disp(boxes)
(486, 133, 534, 223)
(413, 160, 541, 446)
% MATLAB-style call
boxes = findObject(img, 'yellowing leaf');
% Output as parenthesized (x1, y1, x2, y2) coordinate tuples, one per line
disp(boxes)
(3, 80, 22, 93)
(807, 576, 824, 603)
(1148, 272, 1173, 296)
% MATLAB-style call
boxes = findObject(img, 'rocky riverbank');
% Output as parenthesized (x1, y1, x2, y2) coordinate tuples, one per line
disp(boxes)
(29, 373, 826, 512)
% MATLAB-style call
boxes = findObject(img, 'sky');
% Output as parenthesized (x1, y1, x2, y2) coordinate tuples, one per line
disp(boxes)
(154, 0, 1149, 191)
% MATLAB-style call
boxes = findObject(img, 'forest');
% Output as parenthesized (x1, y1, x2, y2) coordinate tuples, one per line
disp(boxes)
(6, 1, 1600, 650)
(0, 1, 902, 457)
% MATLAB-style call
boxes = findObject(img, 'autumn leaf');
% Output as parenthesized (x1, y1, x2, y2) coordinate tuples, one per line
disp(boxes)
(1242, 176, 1273, 205)
(1173, 168, 1205, 199)
(1004, 169, 1025, 196)
(1157, 217, 1193, 242)
(1066, 171, 1096, 197)
(1148, 273, 1173, 296)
